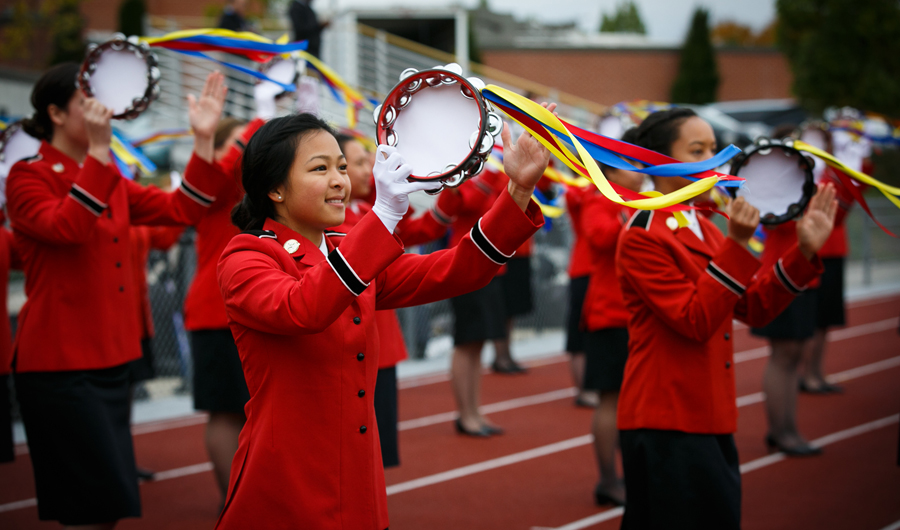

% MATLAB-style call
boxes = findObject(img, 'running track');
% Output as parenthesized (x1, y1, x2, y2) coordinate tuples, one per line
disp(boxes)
(1, 295, 898, 529)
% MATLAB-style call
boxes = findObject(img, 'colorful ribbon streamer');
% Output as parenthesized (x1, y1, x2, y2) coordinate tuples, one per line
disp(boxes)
(111, 129, 157, 179)
(130, 128, 193, 148)
(297, 51, 376, 128)
(793, 140, 899, 237)
(481, 85, 741, 212)
(141, 29, 308, 92)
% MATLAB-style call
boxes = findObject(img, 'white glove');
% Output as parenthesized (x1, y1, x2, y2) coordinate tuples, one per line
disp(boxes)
(253, 81, 280, 120)
(371, 145, 437, 233)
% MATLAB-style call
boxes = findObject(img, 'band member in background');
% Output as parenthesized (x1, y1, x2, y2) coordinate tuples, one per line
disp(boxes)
(0, 207, 20, 465)
(215, 112, 548, 530)
(615, 108, 836, 530)
(579, 128, 644, 507)
(7, 65, 228, 528)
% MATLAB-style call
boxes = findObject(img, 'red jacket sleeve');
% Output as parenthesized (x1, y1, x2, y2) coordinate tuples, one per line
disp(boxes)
(148, 225, 184, 251)
(217, 118, 265, 178)
(127, 153, 227, 226)
(395, 208, 451, 247)
(617, 229, 764, 343)
(218, 213, 405, 335)
(734, 244, 823, 327)
(375, 191, 544, 310)
(7, 155, 120, 245)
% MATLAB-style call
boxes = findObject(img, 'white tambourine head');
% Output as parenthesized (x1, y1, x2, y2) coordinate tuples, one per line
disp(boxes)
(89, 50, 150, 116)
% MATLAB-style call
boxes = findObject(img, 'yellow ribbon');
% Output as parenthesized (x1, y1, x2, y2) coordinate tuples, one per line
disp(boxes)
(484, 85, 720, 211)
(793, 140, 900, 210)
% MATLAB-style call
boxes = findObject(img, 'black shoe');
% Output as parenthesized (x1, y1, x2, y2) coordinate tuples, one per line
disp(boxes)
(799, 380, 844, 394)
(481, 424, 504, 436)
(765, 434, 823, 456)
(491, 361, 528, 374)
(455, 419, 491, 437)
(594, 483, 625, 506)
(136, 467, 156, 481)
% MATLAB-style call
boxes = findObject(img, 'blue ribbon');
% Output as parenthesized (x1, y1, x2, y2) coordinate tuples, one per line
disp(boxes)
(173, 50, 297, 92)
(178, 35, 308, 55)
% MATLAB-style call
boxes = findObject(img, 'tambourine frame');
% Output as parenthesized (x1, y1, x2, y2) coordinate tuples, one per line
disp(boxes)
(375, 67, 500, 193)
(0, 121, 26, 164)
(78, 34, 161, 120)
(728, 137, 817, 225)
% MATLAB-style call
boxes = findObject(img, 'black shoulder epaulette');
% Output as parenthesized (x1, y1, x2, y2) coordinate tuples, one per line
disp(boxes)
(324, 230, 347, 237)
(23, 154, 43, 164)
(241, 229, 277, 239)
(625, 210, 653, 231)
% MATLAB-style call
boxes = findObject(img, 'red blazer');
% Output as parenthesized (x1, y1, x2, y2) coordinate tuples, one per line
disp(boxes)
(615, 210, 822, 434)
(581, 190, 632, 331)
(130, 225, 183, 340)
(566, 184, 593, 279)
(0, 220, 21, 375)
(216, 192, 542, 530)
(7, 142, 227, 372)
(183, 118, 264, 331)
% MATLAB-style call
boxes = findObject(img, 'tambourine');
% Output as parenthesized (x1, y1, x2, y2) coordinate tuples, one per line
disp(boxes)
(728, 137, 816, 225)
(258, 55, 302, 98)
(0, 121, 41, 179)
(78, 34, 161, 120)
(373, 63, 503, 194)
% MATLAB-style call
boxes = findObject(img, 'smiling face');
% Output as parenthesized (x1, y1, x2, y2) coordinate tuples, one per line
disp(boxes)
(269, 130, 349, 245)
(653, 116, 717, 196)
(343, 139, 373, 199)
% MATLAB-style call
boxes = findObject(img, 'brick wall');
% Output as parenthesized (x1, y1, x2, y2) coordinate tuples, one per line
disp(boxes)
(481, 48, 793, 104)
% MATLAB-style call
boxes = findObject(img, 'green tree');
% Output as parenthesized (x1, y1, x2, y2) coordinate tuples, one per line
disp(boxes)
(599, 1, 646, 34)
(48, 0, 86, 65)
(777, 0, 900, 116)
(118, 0, 146, 37)
(670, 8, 719, 104)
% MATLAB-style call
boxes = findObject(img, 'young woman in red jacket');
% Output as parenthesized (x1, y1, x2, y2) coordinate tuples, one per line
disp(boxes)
(7, 64, 228, 529)
(0, 210, 21, 465)
(215, 112, 547, 530)
(579, 128, 645, 507)
(614, 108, 837, 530)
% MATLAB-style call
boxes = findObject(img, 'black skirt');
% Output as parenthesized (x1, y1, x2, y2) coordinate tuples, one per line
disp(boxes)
(816, 257, 846, 329)
(583, 327, 630, 392)
(751, 288, 818, 340)
(620, 429, 741, 530)
(127, 337, 156, 384)
(14, 364, 141, 525)
(374, 366, 399, 468)
(500, 257, 534, 318)
(191, 329, 251, 414)
(564, 275, 590, 354)
(0, 374, 13, 463)
(450, 276, 508, 345)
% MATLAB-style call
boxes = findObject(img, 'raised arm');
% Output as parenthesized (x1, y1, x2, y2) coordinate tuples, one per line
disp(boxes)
(218, 213, 404, 335)
(128, 72, 230, 226)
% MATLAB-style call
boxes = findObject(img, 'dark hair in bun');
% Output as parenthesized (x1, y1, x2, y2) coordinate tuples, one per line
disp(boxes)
(20, 62, 81, 141)
(630, 107, 698, 157)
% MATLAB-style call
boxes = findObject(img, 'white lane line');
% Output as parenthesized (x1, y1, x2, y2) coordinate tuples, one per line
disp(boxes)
(399, 388, 578, 431)
(878, 519, 900, 530)
(0, 498, 37, 514)
(386, 435, 593, 496)
(541, 414, 900, 530)
(733, 317, 899, 364)
(2, 355, 898, 516)
(385, 356, 900, 498)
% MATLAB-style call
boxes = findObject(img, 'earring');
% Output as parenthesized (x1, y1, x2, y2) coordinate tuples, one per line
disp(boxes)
(277, 195, 282, 200)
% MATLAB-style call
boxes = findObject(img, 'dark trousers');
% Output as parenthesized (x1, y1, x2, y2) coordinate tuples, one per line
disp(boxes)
(620, 429, 741, 530)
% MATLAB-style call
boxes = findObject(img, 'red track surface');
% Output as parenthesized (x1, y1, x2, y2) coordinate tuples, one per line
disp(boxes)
(1, 295, 899, 530)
